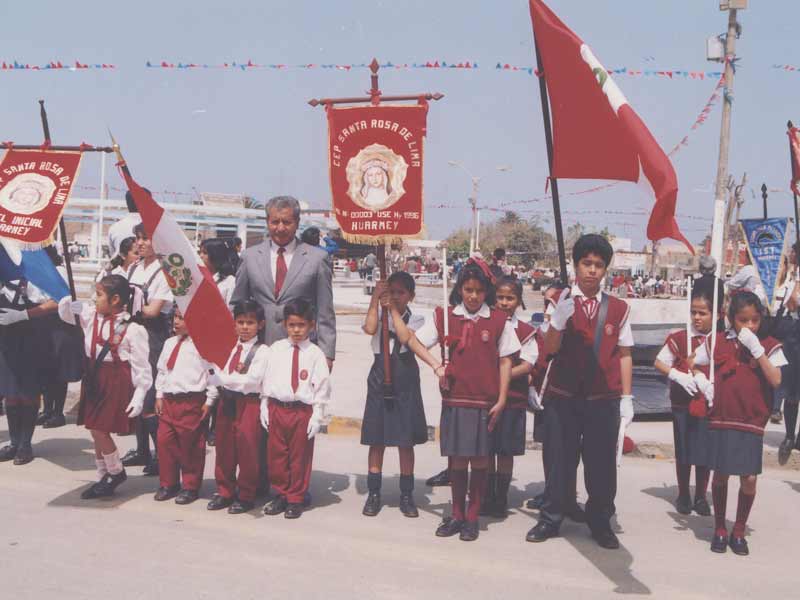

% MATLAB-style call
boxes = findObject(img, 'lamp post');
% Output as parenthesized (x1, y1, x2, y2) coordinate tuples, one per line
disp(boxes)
(448, 162, 511, 256)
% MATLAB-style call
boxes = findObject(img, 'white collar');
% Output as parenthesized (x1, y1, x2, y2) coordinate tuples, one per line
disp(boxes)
(453, 303, 491, 319)
(284, 337, 312, 350)
(569, 284, 602, 301)
(236, 337, 260, 350)
(270, 238, 297, 254)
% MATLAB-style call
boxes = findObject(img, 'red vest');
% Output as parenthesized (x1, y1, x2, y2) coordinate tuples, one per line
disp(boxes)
(708, 334, 782, 435)
(434, 306, 508, 409)
(546, 291, 630, 401)
(664, 330, 709, 409)
(507, 320, 536, 409)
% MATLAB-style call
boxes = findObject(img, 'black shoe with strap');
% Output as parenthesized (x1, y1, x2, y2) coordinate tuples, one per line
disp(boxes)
(399, 493, 419, 518)
(426, 469, 451, 487)
(526, 521, 559, 543)
(729, 533, 749, 556)
(710, 532, 728, 553)
(81, 470, 128, 499)
(435, 517, 464, 537)
(362, 492, 382, 517)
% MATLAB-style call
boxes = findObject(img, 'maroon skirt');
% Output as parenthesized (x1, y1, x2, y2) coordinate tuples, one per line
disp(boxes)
(78, 360, 135, 434)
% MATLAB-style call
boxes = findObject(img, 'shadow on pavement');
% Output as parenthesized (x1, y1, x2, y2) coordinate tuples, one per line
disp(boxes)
(783, 479, 800, 493)
(306, 470, 350, 510)
(31, 437, 95, 472)
(47, 473, 159, 509)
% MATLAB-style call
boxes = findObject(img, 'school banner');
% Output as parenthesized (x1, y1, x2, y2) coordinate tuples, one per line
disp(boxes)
(326, 101, 427, 243)
(740, 217, 790, 306)
(0, 148, 82, 247)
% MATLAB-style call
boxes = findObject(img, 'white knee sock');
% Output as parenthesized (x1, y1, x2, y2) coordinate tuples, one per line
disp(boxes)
(95, 458, 108, 480)
(103, 450, 123, 475)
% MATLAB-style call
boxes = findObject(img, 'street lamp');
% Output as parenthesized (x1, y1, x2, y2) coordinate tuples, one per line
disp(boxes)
(448, 161, 511, 256)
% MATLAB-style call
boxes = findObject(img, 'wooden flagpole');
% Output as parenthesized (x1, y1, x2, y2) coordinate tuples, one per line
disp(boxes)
(789, 121, 800, 252)
(533, 40, 568, 285)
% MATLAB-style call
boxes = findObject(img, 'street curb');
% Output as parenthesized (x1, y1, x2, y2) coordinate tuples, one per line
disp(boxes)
(323, 416, 439, 442)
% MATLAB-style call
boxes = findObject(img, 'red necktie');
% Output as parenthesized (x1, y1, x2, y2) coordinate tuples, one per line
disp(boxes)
(581, 297, 598, 320)
(229, 343, 243, 374)
(291, 344, 300, 393)
(274, 246, 287, 296)
(166, 335, 187, 371)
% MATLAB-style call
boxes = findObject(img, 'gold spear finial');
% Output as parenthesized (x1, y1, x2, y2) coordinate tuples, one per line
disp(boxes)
(108, 128, 124, 163)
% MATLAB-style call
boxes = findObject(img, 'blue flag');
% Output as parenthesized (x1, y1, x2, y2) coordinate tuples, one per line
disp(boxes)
(0, 245, 70, 300)
(740, 218, 790, 306)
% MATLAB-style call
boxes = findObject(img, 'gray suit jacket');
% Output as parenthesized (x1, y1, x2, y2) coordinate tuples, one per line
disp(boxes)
(231, 239, 336, 359)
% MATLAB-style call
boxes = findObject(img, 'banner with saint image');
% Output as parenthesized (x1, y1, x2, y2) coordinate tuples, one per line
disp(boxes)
(326, 101, 427, 243)
(0, 148, 82, 247)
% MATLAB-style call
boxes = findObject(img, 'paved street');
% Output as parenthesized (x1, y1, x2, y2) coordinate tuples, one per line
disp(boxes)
(1, 423, 799, 599)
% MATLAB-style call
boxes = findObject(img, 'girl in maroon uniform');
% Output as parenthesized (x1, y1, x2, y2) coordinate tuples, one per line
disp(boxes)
(654, 276, 721, 516)
(405, 259, 517, 542)
(693, 291, 785, 555)
(481, 275, 537, 518)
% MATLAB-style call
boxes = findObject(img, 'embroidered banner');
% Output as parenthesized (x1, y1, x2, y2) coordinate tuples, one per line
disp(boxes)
(326, 101, 427, 243)
(0, 148, 82, 247)
(740, 217, 790, 306)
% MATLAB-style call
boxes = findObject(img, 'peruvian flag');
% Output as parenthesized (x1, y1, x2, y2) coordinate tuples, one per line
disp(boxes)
(789, 125, 800, 196)
(530, 0, 693, 253)
(120, 167, 237, 368)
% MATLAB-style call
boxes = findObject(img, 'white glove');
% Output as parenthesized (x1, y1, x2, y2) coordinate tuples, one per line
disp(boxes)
(207, 371, 223, 388)
(0, 308, 29, 326)
(620, 394, 635, 424)
(259, 398, 269, 431)
(668, 368, 698, 396)
(307, 406, 323, 440)
(69, 300, 84, 316)
(694, 372, 714, 407)
(737, 327, 764, 359)
(528, 386, 544, 411)
(126, 388, 146, 418)
(549, 292, 575, 331)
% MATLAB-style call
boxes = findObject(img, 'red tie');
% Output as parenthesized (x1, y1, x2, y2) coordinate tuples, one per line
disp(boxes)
(229, 343, 243, 374)
(581, 297, 598, 320)
(166, 335, 187, 371)
(274, 246, 287, 296)
(291, 344, 300, 393)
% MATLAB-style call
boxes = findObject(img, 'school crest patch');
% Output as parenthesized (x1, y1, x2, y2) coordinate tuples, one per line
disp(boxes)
(605, 324, 615, 336)
(299, 369, 309, 381)
(161, 253, 192, 297)
(481, 330, 490, 342)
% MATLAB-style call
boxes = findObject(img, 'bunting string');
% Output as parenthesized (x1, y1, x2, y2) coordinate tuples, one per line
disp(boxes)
(1, 60, 114, 70)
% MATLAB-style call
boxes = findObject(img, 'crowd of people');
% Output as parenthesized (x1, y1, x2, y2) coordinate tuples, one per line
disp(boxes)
(0, 197, 796, 555)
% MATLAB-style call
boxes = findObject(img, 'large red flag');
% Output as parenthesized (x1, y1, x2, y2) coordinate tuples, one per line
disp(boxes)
(120, 168, 237, 368)
(789, 126, 800, 196)
(530, 0, 693, 253)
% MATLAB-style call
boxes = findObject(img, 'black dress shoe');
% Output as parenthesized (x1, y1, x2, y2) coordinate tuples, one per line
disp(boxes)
(36, 411, 52, 426)
(175, 489, 199, 505)
(426, 469, 451, 487)
(526, 521, 559, 543)
(154, 485, 180, 501)
(0, 444, 18, 462)
(399, 494, 419, 518)
(362, 492, 382, 517)
(675, 495, 692, 515)
(779, 437, 795, 466)
(284, 503, 303, 519)
(459, 521, 479, 542)
(263, 496, 288, 515)
(81, 470, 128, 499)
(435, 517, 464, 537)
(565, 503, 587, 523)
(592, 529, 620, 550)
(142, 459, 159, 477)
(710, 533, 728, 553)
(121, 450, 150, 467)
(207, 494, 234, 511)
(729, 534, 749, 556)
(693, 496, 711, 516)
(43, 413, 66, 429)
(228, 499, 255, 514)
(13, 446, 33, 466)
(526, 493, 545, 510)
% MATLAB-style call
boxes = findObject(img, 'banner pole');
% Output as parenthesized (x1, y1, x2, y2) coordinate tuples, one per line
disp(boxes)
(789, 121, 800, 252)
(38, 100, 78, 304)
(533, 40, 568, 284)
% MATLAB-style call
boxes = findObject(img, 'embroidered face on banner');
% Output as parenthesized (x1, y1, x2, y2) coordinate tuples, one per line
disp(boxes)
(345, 143, 408, 211)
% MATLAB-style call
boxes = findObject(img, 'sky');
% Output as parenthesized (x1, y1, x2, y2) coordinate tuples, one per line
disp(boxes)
(1, 0, 798, 249)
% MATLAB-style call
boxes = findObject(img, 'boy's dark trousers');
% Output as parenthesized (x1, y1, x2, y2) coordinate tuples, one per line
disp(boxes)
(540, 396, 620, 533)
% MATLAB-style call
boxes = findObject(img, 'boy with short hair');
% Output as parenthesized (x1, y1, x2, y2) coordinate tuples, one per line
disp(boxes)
(261, 299, 330, 519)
(527, 234, 634, 549)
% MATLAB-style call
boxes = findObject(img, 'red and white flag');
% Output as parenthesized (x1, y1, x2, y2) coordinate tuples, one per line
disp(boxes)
(120, 168, 237, 368)
(788, 126, 800, 196)
(530, 0, 693, 253)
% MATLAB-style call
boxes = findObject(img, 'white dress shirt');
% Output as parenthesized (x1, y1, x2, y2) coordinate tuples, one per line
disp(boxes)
(546, 285, 634, 347)
(215, 274, 235, 307)
(215, 337, 270, 395)
(58, 298, 152, 392)
(509, 314, 539, 366)
(155, 335, 218, 405)
(261, 338, 331, 409)
(366, 307, 425, 354)
(655, 325, 705, 367)
(414, 303, 521, 357)
(127, 259, 174, 314)
(270, 238, 298, 278)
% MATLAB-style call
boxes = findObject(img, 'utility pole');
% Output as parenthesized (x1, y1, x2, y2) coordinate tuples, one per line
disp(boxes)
(709, 3, 744, 277)
(469, 177, 479, 256)
(727, 173, 747, 274)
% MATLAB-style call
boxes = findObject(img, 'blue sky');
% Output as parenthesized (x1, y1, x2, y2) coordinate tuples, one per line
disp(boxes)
(1, 0, 798, 248)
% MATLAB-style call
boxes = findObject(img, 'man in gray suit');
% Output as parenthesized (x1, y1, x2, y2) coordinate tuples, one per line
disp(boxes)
(232, 196, 336, 369)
